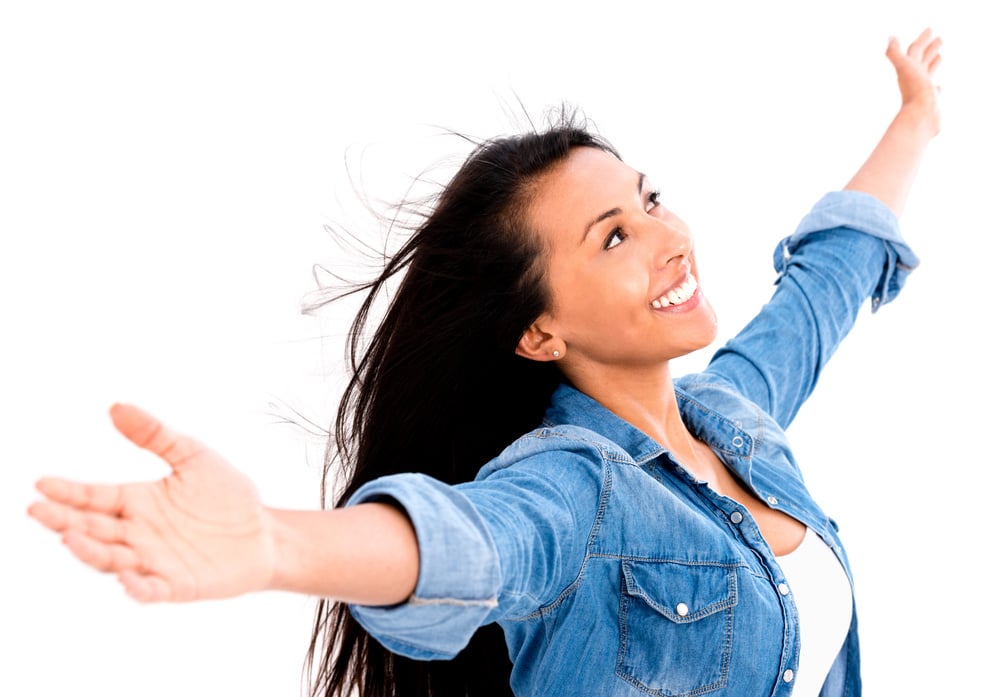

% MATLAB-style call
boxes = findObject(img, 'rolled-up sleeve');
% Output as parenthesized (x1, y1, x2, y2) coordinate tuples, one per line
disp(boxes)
(706, 190, 918, 428)
(345, 473, 502, 661)
(344, 443, 601, 661)
(774, 190, 919, 311)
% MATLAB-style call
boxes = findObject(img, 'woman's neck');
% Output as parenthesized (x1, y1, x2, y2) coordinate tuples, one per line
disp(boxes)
(568, 361, 701, 465)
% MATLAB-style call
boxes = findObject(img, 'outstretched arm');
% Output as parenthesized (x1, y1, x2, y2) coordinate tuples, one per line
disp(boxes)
(844, 28, 943, 216)
(702, 29, 940, 424)
(28, 403, 419, 605)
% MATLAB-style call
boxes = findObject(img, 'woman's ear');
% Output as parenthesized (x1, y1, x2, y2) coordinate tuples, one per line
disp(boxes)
(515, 321, 565, 362)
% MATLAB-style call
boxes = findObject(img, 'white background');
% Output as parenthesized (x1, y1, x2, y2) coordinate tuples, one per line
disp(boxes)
(2, 1, 997, 694)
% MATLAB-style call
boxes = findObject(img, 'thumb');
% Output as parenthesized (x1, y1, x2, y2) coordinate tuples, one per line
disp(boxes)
(109, 403, 203, 473)
(885, 36, 905, 67)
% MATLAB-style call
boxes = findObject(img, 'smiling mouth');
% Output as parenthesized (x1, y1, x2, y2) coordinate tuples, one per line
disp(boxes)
(651, 275, 698, 309)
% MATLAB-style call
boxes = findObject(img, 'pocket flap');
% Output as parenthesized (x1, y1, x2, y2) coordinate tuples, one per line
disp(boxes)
(622, 560, 737, 623)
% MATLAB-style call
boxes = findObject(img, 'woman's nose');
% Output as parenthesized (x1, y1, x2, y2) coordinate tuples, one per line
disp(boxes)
(651, 219, 692, 269)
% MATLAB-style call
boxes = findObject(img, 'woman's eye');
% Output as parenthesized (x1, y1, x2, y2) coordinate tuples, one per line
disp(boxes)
(604, 228, 625, 250)
(645, 189, 662, 212)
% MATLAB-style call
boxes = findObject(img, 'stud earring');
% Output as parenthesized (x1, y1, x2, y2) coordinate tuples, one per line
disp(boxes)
(553, 350, 561, 358)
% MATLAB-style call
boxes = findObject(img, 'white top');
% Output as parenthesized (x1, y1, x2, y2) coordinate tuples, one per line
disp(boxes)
(776, 528, 854, 696)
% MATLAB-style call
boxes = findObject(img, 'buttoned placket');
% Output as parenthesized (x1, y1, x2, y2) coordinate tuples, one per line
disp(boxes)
(664, 445, 802, 696)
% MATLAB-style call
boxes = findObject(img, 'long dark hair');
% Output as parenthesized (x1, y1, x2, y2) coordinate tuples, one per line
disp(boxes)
(306, 111, 619, 697)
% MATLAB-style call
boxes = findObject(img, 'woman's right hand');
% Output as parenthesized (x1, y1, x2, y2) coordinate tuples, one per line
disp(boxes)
(28, 403, 276, 603)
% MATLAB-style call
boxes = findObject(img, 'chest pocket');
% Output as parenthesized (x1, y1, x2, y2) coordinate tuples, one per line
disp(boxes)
(617, 560, 738, 696)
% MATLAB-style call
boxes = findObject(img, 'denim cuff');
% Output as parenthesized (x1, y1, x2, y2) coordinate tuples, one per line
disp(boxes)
(345, 473, 501, 660)
(773, 190, 919, 311)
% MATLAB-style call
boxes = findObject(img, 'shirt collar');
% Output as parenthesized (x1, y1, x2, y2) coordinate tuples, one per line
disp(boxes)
(543, 383, 754, 468)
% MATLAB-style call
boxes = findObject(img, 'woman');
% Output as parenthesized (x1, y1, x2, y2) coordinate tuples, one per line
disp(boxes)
(28, 29, 942, 697)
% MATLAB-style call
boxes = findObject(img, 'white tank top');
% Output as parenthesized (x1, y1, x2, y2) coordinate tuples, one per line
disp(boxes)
(776, 529, 854, 695)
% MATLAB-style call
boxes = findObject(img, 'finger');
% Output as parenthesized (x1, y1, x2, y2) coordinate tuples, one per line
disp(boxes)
(28, 499, 72, 533)
(928, 53, 942, 76)
(885, 36, 905, 69)
(62, 530, 141, 573)
(923, 36, 943, 66)
(907, 28, 933, 58)
(118, 569, 175, 603)
(110, 403, 204, 472)
(35, 477, 125, 515)
(29, 500, 128, 543)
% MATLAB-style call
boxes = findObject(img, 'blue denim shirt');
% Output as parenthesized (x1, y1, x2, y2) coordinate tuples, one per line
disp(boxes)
(347, 191, 917, 697)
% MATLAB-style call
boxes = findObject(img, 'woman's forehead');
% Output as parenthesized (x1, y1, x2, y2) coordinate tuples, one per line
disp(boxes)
(542, 147, 635, 188)
(529, 148, 640, 231)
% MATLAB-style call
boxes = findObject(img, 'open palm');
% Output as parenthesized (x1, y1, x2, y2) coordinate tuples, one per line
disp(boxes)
(887, 28, 943, 132)
(29, 403, 276, 603)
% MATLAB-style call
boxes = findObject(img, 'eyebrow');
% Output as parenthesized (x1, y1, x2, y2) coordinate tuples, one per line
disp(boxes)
(581, 173, 646, 242)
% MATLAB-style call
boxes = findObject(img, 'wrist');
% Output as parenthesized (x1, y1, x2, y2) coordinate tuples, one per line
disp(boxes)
(896, 96, 941, 140)
(265, 507, 305, 593)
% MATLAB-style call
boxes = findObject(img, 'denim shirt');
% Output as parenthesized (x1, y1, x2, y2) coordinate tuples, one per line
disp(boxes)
(347, 191, 917, 697)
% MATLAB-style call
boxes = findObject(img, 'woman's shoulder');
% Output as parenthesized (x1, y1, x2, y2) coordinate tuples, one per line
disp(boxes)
(675, 372, 765, 418)
(473, 421, 635, 485)
(674, 372, 785, 447)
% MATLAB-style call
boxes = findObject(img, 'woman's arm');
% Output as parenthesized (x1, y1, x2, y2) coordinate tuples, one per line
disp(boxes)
(29, 402, 599, 661)
(269, 506, 418, 605)
(844, 29, 942, 216)
(700, 30, 941, 425)
(28, 403, 419, 605)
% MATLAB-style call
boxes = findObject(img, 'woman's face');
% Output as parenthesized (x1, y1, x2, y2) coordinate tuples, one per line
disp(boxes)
(520, 146, 718, 371)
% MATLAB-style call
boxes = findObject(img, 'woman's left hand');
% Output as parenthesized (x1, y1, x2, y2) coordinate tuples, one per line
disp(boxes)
(886, 28, 943, 136)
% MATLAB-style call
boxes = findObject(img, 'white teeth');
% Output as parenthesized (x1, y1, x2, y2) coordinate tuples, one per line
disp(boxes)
(652, 275, 698, 308)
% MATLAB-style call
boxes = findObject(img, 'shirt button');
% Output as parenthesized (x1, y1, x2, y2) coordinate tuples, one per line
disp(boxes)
(783, 669, 795, 683)
(767, 496, 778, 505)
(731, 436, 744, 448)
(675, 603, 689, 617)
(729, 511, 744, 524)
(778, 583, 790, 596)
